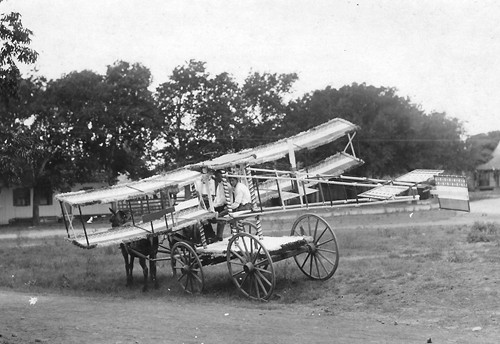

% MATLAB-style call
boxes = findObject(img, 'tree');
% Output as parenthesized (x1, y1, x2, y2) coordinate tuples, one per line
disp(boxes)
(155, 60, 214, 169)
(191, 71, 244, 159)
(0, 2, 38, 105)
(47, 61, 159, 184)
(100, 61, 159, 180)
(405, 111, 467, 173)
(44, 69, 111, 183)
(155, 60, 251, 168)
(239, 71, 298, 149)
(281, 83, 468, 177)
(154, 60, 298, 170)
(0, 61, 159, 224)
(0, 3, 40, 218)
(0, 76, 73, 225)
(465, 131, 500, 169)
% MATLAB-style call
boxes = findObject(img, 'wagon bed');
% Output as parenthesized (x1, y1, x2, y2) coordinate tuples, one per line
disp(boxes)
(197, 235, 312, 256)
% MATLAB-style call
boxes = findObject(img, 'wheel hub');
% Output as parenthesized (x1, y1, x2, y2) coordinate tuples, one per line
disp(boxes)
(308, 242, 317, 254)
(243, 262, 255, 273)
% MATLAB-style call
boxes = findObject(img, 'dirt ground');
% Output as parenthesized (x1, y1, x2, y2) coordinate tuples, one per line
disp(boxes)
(2, 288, 495, 344)
(1, 197, 500, 344)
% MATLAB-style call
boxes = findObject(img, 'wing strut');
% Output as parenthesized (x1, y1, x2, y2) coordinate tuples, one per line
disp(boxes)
(344, 132, 357, 158)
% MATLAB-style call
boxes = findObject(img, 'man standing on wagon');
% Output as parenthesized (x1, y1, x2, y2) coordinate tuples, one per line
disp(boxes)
(213, 170, 229, 241)
(213, 173, 252, 241)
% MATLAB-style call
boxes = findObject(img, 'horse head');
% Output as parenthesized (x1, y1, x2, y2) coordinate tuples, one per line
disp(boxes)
(109, 208, 131, 227)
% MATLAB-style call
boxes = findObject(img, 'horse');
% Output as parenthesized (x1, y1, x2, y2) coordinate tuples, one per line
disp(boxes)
(109, 208, 159, 292)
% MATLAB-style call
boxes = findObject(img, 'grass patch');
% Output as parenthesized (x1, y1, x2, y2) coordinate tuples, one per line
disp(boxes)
(1, 212, 500, 326)
(467, 222, 500, 243)
(447, 248, 473, 263)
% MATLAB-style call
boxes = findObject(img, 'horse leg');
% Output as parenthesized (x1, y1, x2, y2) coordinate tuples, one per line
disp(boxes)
(128, 255, 135, 287)
(120, 244, 133, 287)
(139, 257, 148, 292)
(149, 256, 158, 289)
(150, 237, 159, 289)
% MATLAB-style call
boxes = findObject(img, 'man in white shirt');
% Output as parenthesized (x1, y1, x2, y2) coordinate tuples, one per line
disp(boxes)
(214, 174, 253, 241)
(228, 177, 252, 211)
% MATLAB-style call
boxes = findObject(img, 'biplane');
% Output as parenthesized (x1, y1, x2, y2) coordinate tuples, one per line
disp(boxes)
(55, 118, 470, 301)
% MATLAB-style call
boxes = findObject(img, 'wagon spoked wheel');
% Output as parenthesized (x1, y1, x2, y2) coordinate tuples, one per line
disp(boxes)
(171, 242, 204, 294)
(227, 232, 275, 301)
(291, 213, 339, 280)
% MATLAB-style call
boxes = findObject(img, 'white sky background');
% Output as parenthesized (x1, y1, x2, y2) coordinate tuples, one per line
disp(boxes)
(3, 0, 500, 135)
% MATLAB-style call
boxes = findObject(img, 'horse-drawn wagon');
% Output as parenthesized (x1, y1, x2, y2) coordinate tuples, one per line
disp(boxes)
(55, 118, 469, 300)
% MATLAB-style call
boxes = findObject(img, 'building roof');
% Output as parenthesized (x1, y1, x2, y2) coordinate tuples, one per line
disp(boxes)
(477, 142, 500, 170)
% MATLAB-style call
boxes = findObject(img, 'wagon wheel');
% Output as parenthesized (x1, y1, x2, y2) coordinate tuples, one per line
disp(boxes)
(227, 232, 275, 301)
(171, 241, 205, 294)
(291, 213, 339, 280)
(237, 221, 269, 269)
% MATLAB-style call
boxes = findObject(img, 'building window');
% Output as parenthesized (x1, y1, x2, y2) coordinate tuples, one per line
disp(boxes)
(39, 186, 53, 206)
(13, 188, 31, 206)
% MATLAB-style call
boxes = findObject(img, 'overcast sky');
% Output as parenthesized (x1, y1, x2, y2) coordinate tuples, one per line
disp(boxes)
(3, 0, 499, 135)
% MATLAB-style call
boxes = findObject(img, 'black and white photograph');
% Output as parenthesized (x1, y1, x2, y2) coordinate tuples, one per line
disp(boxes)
(1, 1, 499, 343)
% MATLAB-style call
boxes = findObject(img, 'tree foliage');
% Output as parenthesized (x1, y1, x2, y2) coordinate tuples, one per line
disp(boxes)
(155, 60, 214, 168)
(46, 61, 158, 183)
(0, 2, 38, 104)
(0, 76, 72, 224)
(192, 71, 243, 159)
(281, 83, 468, 177)
(154, 60, 298, 170)
(239, 72, 298, 148)
(465, 131, 500, 168)
(0, 62, 158, 224)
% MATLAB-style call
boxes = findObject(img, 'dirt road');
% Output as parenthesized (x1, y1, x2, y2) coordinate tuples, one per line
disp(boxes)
(1, 289, 493, 344)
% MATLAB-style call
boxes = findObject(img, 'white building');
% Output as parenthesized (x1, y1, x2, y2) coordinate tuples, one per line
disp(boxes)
(0, 182, 110, 225)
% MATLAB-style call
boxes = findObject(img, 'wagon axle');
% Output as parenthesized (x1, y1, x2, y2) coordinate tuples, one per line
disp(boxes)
(306, 242, 317, 254)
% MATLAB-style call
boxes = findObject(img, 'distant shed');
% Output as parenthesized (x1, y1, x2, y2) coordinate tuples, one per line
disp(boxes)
(476, 142, 500, 190)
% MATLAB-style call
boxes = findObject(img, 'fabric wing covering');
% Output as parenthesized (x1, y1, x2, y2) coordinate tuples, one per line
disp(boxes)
(358, 169, 444, 200)
(55, 169, 203, 206)
(298, 152, 364, 181)
(188, 117, 358, 170)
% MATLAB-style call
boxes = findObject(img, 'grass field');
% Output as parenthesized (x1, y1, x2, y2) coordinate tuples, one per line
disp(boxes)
(1, 208, 499, 330)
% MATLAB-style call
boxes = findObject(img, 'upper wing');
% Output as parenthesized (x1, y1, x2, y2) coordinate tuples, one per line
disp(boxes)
(189, 118, 358, 170)
(55, 168, 202, 206)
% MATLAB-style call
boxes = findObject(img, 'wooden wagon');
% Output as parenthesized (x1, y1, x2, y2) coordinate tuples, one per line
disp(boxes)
(55, 118, 469, 301)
